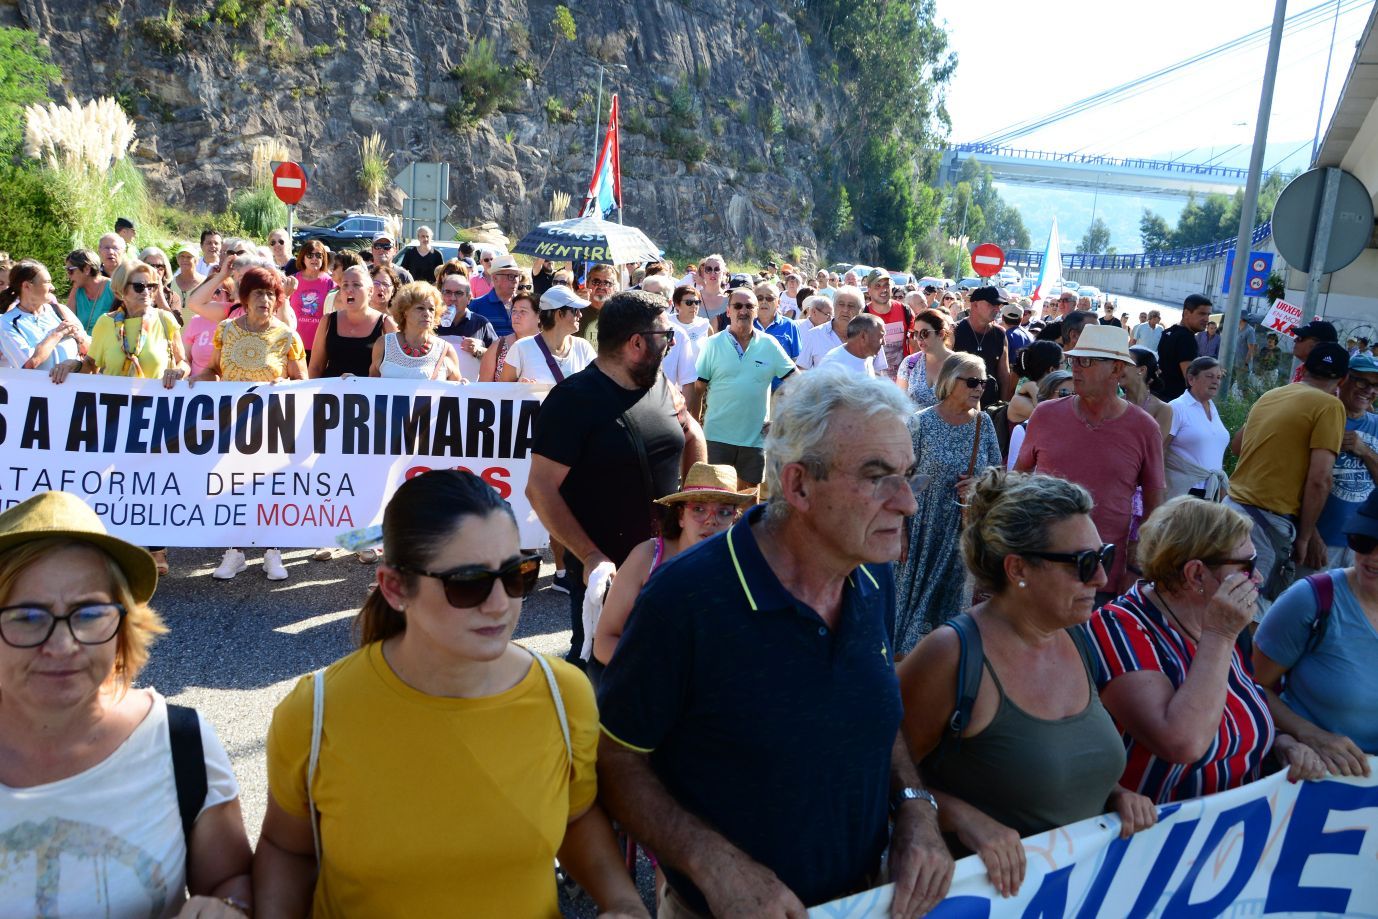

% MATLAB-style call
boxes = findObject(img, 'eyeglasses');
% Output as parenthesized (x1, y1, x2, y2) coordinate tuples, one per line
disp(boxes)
(637, 329, 677, 348)
(1348, 533, 1378, 555)
(0, 603, 126, 649)
(1055, 387, 1074, 397)
(1350, 377, 1378, 392)
(395, 554, 541, 608)
(961, 377, 990, 390)
(305, 253, 324, 260)
(373, 281, 393, 290)
(702, 266, 722, 273)
(128, 281, 154, 294)
(517, 284, 533, 291)
(65, 265, 78, 274)
(1200, 554, 1258, 578)
(941, 296, 955, 302)
(682, 299, 702, 307)
(1071, 356, 1110, 368)
(730, 302, 756, 311)
(684, 502, 742, 522)
(374, 242, 393, 250)
(442, 288, 467, 297)
(589, 278, 616, 289)
(1023, 544, 1115, 584)
(271, 239, 287, 246)
(758, 295, 777, 303)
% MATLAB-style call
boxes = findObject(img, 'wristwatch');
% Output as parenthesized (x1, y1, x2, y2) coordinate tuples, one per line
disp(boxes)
(891, 786, 938, 815)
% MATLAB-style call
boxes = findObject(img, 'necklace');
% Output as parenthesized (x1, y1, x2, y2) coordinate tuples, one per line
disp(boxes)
(400, 335, 432, 358)
(1151, 584, 1200, 643)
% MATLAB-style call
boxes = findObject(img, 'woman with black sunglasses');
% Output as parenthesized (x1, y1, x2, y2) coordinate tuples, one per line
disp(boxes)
(894, 307, 951, 409)
(256, 470, 649, 917)
(1253, 490, 1378, 774)
(893, 353, 1003, 654)
(899, 470, 1156, 898)
(1083, 497, 1326, 805)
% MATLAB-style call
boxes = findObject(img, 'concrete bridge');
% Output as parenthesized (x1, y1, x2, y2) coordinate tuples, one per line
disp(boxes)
(942, 144, 1285, 200)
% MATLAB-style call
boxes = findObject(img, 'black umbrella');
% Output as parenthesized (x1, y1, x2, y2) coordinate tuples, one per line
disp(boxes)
(513, 216, 661, 265)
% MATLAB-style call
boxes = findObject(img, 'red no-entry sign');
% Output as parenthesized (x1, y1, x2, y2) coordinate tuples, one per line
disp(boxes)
(272, 161, 307, 206)
(971, 243, 1005, 278)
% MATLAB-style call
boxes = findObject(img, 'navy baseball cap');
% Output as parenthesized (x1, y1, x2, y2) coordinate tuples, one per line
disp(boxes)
(1294, 320, 1338, 343)
(1304, 342, 1349, 379)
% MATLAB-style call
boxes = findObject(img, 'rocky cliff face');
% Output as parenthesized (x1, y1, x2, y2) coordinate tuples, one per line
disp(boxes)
(11, 0, 848, 261)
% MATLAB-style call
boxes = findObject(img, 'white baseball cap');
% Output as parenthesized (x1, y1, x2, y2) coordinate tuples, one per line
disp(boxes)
(540, 286, 590, 311)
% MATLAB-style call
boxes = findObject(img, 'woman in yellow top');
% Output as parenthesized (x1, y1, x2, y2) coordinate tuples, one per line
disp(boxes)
(50, 260, 189, 387)
(195, 267, 308, 385)
(194, 267, 307, 584)
(254, 470, 648, 918)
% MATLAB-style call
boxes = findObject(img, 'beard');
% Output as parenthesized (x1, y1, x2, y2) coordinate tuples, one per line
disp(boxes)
(629, 348, 664, 389)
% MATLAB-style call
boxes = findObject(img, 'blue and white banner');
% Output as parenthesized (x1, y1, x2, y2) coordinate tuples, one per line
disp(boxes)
(0, 370, 551, 548)
(811, 760, 1378, 918)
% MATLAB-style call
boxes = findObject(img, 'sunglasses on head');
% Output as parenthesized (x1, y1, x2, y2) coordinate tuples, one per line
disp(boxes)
(395, 553, 541, 608)
(1024, 544, 1115, 583)
(1348, 533, 1378, 555)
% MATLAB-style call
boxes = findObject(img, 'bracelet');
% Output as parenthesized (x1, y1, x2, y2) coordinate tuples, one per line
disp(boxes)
(221, 896, 252, 916)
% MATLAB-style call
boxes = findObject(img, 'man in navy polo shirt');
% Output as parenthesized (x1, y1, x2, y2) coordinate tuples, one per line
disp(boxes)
(598, 366, 953, 919)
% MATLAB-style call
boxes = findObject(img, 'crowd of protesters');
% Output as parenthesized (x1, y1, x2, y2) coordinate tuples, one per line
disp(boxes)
(0, 223, 1375, 919)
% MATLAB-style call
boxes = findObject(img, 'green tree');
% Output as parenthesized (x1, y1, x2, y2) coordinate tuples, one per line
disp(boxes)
(1080, 217, 1111, 254)
(829, 185, 854, 240)
(542, 6, 576, 73)
(1139, 210, 1173, 251)
(0, 27, 60, 156)
(987, 201, 1030, 250)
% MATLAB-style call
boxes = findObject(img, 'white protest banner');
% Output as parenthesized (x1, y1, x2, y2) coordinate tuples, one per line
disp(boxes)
(0, 370, 551, 548)
(809, 760, 1378, 918)
(1261, 298, 1305, 339)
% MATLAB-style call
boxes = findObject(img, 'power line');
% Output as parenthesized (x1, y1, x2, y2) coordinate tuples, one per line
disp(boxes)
(972, 0, 1369, 146)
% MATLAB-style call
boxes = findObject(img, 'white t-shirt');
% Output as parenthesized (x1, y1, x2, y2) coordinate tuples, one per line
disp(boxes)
(779, 294, 798, 318)
(0, 692, 238, 918)
(798, 322, 887, 373)
(664, 315, 712, 387)
(505, 334, 596, 384)
(819, 343, 877, 377)
(1167, 392, 1231, 488)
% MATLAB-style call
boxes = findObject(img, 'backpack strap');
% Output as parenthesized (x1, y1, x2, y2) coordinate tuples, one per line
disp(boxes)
(529, 650, 573, 766)
(941, 614, 984, 759)
(166, 703, 207, 852)
(1303, 571, 1337, 655)
(307, 667, 326, 869)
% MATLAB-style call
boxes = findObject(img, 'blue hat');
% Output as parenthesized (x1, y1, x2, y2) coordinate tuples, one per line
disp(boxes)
(1344, 490, 1378, 540)
(1348, 353, 1378, 375)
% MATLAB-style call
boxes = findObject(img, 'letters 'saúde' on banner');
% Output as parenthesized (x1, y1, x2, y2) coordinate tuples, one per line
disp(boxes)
(0, 370, 551, 548)
(810, 760, 1378, 918)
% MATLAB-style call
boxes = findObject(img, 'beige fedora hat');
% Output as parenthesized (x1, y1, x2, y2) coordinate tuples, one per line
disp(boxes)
(1065, 324, 1134, 364)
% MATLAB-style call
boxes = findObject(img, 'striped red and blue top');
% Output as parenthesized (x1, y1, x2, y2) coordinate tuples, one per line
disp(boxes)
(1081, 583, 1276, 803)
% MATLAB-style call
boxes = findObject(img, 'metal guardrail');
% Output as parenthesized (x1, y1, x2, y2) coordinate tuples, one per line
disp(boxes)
(951, 143, 1275, 182)
(1005, 221, 1273, 270)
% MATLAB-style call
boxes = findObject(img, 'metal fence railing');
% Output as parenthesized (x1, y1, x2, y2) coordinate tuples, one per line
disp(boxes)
(1004, 221, 1273, 271)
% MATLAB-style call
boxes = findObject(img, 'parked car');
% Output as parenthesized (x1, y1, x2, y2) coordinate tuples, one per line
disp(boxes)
(916, 276, 947, 290)
(292, 213, 390, 251)
(998, 267, 1022, 285)
(889, 271, 916, 288)
(957, 277, 983, 290)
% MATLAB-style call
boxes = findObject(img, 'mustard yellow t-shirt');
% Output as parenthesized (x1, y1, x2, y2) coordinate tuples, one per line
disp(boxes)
(265, 642, 597, 918)
(1230, 382, 1346, 516)
(88, 309, 180, 378)
(212, 318, 305, 382)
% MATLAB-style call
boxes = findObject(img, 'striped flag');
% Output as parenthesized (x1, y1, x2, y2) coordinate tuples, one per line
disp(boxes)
(581, 94, 622, 222)
(1032, 217, 1062, 305)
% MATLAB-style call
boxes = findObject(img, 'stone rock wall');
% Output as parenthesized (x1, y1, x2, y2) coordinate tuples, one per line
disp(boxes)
(14, 0, 847, 261)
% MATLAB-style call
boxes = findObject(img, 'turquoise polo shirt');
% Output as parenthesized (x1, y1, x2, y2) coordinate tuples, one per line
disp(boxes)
(695, 328, 796, 448)
(597, 504, 902, 912)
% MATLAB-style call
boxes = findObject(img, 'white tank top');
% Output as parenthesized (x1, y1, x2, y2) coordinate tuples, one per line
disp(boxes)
(379, 332, 445, 379)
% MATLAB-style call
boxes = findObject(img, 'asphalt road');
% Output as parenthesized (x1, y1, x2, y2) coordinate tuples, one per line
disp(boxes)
(136, 546, 646, 916)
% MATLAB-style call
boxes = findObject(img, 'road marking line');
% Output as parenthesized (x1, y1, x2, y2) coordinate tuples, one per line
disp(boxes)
(274, 608, 356, 635)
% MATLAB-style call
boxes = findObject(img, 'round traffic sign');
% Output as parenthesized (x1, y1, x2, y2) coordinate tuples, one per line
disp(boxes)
(1248, 276, 1265, 292)
(1271, 167, 1372, 274)
(1251, 257, 1268, 273)
(971, 243, 1005, 278)
(272, 161, 307, 206)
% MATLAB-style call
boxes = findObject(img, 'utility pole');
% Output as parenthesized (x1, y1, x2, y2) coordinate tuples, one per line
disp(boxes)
(1220, 0, 1287, 395)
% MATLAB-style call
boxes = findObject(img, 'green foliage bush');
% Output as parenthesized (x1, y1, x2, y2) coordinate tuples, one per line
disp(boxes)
(448, 38, 520, 127)
(231, 185, 290, 238)
(0, 27, 61, 156)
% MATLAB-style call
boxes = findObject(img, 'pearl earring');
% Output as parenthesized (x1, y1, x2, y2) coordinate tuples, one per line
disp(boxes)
(1018, 580, 1027, 588)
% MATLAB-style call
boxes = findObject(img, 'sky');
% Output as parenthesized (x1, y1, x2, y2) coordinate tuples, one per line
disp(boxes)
(932, 0, 1374, 172)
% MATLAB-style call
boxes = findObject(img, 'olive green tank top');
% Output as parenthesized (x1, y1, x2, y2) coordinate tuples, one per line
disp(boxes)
(923, 639, 1127, 840)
